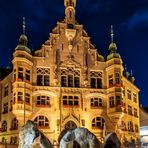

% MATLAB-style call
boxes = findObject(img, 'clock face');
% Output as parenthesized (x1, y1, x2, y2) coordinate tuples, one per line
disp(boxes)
(68, 24, 74, 29)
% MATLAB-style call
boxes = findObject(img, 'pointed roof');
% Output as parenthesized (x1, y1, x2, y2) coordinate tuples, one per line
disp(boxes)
(15, 17, 31, 54)
(107, 25, 120, 60)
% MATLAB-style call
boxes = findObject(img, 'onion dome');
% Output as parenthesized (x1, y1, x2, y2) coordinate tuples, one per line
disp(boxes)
(107, 25, 120, 60)
(129, 70, 135, 83)
(123, 65, 130, 78)
(15, 17, 31, 54)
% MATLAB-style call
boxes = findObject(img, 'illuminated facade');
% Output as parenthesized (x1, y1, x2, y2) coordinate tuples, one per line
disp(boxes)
(0, 0, 140, 145)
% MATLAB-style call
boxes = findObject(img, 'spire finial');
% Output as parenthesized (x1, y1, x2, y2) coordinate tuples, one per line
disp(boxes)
(125, 64, 127, 71)
(131, 70, 133, 76)
(22, 17, 26, 35)
(111, 25, 114, 43)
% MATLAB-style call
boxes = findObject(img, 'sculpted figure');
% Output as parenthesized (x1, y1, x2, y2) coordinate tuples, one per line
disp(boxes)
(104, 133, 121, 148)
(18, 120, 52, 148)
(60, 128, 100, 148)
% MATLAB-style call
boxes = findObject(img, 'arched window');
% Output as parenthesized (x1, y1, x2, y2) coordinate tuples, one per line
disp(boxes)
(92, 117, 105, 129)
(34, 116, 49, 128)
(135, 124, 138, 133)
(1, 121, 7, 132)
(36, 96, 50, 106)
(10, 118, 18, 130)
(128, 121, 134, 132)
(90, 98, 102, 108)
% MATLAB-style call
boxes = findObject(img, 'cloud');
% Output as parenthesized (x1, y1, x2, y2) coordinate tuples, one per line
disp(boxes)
(125, 10, 148, 30)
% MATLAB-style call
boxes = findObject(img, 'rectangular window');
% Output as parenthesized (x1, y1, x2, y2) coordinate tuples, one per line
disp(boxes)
(109, 75, 113, 87)
(90, 78, 96, 88)
(37, 75, 43, 86)
(74, 77, 80, 87)
(68, 75, 73, 87)
(74, 96, 79, 105)
(127, 89, 132, 100)
(18, 92, 23, 102)
(26, 69, 30, 82)
(115, 73, 120, 84)
(133, 93, 137, 103)
(3, 103, 8, 114)
(18, 67, 23, 80)
(116, 96, 121, 106)
(4, 85, 9, 97)
(44, 75, 50, 86)
(128, 105, 132, 115)
(109, 96, 114, 107)
(63, 96, 68, 105)
(63, 96, 79, 106)
(97, 78, 102, 88)
(134, 108, 138, 117)
(69, 96, 73, 105)
(61, 76, 67, 87)
(25, 93, 30, 104)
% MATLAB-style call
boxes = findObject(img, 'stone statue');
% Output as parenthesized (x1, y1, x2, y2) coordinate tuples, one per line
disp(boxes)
(104, 133, 121, 148)
(60, 128, 100, 148)
(18, 120, 52, 148)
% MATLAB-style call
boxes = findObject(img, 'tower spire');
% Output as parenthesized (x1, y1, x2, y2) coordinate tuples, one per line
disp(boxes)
(22, 17, 26, 35)
(108, 25, 117, 53)
(19, 17, 28, 46)
(111, 25, 114, 43)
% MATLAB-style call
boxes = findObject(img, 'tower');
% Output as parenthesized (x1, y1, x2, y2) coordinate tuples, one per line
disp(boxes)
(12, 17, 33, 126)
(64, 0, 76, 24)
(106, 26, 124, 133)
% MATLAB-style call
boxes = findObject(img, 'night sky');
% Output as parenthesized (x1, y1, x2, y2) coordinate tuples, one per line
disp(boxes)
(0, 0, 148, 107)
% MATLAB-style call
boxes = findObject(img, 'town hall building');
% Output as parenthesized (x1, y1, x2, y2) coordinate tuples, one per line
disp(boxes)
(0, 0, 140, 146)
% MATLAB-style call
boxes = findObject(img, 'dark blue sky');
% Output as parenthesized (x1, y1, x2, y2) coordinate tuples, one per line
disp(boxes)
(0, 0, 148, 106)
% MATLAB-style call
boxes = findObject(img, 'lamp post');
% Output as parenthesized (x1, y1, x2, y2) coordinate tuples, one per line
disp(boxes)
(23, 77, 26, 125)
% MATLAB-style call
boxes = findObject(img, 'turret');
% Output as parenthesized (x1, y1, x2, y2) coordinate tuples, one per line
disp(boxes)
(12, 17, 33, 126)
(64, 0, 76, 24)
(106, 26, 124, 132)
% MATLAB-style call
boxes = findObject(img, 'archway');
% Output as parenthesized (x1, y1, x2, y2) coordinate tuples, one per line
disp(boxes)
(58, 121, 77, 143)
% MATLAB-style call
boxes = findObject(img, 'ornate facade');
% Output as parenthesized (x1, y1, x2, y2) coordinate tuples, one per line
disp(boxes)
(0, 0, 140, 145)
